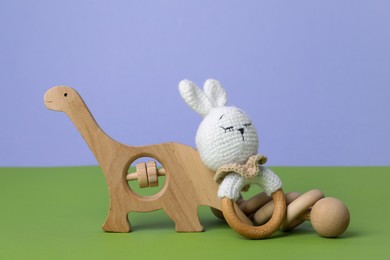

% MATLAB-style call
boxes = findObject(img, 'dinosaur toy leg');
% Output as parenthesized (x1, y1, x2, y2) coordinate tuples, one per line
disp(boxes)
(102, 203, 132, 233)
(164, 206, 204, 232)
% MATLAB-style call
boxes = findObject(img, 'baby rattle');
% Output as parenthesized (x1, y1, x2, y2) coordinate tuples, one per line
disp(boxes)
(237, 189, 350, 238)
(179, 79, 287, 239)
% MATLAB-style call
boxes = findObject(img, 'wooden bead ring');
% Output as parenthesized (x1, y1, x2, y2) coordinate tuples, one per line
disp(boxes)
(221, 189, 287, 239)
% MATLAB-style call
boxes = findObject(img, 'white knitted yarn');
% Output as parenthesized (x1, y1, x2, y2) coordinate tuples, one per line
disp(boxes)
(179, 79, 258, 171)
(178, 79, 227, 117)
(258, 166, 283, 195)
(217, 173, 244, 200)
(179, 79, 282, 200)
(196, 106, 259, 171)
(217, 167, 282, 200)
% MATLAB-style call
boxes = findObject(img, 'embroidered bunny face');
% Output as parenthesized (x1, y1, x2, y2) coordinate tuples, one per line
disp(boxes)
(196, 106, 259, 170)
(179, 79, 259, 171)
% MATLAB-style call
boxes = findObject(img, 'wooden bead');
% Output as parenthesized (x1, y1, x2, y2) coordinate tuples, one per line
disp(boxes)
(127, 162, 167, 188)
(146, 161, 158, 187)
(310, 197, 350, 238)
(135, 163, 148, 188)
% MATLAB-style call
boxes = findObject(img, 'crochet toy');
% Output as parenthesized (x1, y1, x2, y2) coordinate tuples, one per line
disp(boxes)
(179, 79, 350, 239)
(179, 79, 287, 239)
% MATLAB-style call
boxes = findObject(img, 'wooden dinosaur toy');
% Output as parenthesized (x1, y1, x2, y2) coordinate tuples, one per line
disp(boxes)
(44, 86, 222, 232)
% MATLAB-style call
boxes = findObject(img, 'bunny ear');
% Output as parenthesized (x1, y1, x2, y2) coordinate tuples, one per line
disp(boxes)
(179, 79, 213, 117)
(203, 79, 227, 108)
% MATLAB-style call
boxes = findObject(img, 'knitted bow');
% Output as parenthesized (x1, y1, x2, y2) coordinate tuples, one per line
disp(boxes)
(214, 154, 267, 192)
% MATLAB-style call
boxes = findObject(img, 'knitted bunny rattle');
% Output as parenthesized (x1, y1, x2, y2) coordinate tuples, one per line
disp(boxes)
(179, 79, 287, 239)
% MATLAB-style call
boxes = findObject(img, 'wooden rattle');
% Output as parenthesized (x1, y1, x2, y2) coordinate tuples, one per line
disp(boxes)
(126, 162, 166, 188)
(44, 86, 222, 232)
(237, 189, 350, 238)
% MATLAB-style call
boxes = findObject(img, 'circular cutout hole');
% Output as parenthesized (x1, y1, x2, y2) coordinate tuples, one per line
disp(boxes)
(127, 157, 166, 197)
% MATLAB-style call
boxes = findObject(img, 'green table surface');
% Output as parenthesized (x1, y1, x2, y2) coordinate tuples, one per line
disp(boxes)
(0, 166, 389, 259)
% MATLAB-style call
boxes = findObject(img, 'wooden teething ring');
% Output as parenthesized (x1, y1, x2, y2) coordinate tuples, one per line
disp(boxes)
(221, 189, 286, 239)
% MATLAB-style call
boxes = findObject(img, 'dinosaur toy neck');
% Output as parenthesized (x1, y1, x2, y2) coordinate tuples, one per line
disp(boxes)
(64, 97, 117, 163)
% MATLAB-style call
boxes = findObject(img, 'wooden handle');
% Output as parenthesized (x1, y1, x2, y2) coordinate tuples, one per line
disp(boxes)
(280, 189, 324, 231)
(221, 189, 286, 239)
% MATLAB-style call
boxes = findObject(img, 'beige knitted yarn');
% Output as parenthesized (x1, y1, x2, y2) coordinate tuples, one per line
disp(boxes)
(214, 154, 268, 184)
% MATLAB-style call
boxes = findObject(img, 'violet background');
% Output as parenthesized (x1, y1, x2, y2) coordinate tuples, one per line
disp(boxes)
(1, 0, 389, 167)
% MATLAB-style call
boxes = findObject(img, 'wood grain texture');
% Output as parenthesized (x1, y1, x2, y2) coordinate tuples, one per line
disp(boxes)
(281, 189, 324, 231)
(146, 161, 158, 187)
(221, 189, 287, 239)
(253, 191, 301, 226)
(44, 86, 221, 232)
(310, 197, 350, 237)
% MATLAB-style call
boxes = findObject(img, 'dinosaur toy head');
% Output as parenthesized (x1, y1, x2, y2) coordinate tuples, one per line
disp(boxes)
(44, 86, 80, 112)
